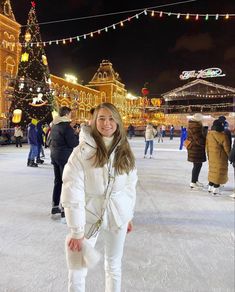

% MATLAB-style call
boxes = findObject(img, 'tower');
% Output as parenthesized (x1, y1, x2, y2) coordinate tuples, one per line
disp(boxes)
(0, 0, 21, 127)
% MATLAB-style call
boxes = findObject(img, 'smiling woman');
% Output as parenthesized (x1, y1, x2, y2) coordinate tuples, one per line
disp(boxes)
(61, 102, 138, 292)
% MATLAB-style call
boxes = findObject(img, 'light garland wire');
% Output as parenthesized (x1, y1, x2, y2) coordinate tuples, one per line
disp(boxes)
(2, 5, 235, 47)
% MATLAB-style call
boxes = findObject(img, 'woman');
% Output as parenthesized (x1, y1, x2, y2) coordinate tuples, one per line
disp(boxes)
(61, 103, 138, 292)
(229, 139, 235, 198)
(187, 113, 206, 189)
(14, 125, 23, 147)
(206, 119, 231, 195)
(144, 123, 157, 158)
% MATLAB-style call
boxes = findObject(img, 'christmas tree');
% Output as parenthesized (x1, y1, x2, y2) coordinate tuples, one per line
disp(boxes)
(9, 1, 54, 127)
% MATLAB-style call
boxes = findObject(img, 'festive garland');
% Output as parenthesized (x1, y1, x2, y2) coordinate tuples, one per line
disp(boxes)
(1, 8, 235, 48)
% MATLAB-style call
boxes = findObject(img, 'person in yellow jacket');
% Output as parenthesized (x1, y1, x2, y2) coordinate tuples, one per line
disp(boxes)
(206, 119, 231, 195)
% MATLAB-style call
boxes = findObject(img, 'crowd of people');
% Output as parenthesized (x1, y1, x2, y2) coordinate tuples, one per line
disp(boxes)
(3, 106, 234, 292)
(185, 113, 233, 197)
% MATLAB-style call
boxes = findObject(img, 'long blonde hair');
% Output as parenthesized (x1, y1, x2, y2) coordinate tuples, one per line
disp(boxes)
(91, 103, 135, 174)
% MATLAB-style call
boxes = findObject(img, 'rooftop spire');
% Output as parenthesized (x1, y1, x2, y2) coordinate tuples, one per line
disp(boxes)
(0, 0, 15, 20)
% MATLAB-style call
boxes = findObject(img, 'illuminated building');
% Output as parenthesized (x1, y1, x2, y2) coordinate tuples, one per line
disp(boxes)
(0, 0, 21, 126)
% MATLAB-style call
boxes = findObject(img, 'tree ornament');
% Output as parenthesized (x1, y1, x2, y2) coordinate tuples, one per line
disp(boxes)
(42, 55, 48, 66)
(21, 52, 29, 62)
(25, 31, 31, 42)
(12, 109, 22, 123)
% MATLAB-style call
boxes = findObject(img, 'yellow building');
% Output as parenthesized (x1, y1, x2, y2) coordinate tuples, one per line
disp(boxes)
(0, 0, 21, 126)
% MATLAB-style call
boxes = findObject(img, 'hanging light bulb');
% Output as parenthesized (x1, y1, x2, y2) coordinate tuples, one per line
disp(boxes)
(159, 11, 163, 17)
(113, 24, 116, 29)
(177, 13, 180, 19)
(135, 14, 139, 19)
(186, 13, 190, 19)
(151, 11, 154, 17)
(77, 36, 80, 41)
(215, 14, 219, 20)
(90, 32, 93, 37)
(120, 21, 124, 26)
(205, 14, 209, 20)
(144, 10, 147, 15)
(196, 14, 199, 20)
(225, 14, 229, 19)
(105, 27, 108, 32)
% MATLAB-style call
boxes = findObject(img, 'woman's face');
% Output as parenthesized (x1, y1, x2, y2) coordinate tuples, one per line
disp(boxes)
(96, 108, 117, 137)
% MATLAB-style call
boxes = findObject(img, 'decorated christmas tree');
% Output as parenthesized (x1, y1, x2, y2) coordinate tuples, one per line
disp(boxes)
(9, 1, 54, 127)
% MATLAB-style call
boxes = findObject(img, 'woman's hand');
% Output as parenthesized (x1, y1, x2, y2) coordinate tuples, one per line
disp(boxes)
(127, 221, 133, 234)
(68, 237, 84, 252)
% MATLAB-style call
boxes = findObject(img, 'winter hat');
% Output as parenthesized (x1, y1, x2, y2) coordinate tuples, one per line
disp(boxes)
(31, 118, 38, 126)
(218, 115, 226, 122)
(212, 119, 224, 132)
(191, 113, 204, 122)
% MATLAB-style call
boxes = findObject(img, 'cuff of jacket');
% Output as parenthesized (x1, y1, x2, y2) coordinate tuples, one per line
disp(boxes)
(70, 228, 84, 239)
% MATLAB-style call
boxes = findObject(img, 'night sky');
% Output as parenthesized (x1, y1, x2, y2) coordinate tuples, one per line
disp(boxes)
(11, 0, 235, 96)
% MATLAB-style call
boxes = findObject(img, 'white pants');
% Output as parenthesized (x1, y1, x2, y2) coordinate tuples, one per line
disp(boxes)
(68, 224, 128, 292)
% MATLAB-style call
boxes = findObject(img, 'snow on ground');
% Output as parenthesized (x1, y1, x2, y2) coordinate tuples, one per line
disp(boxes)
(0, 137, 234, 292)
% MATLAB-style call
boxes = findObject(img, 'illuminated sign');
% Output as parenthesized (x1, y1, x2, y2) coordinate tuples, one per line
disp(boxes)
(180, 68, 226, 80)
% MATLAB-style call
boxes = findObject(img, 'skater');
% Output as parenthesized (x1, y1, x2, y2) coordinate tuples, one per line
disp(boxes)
(179, 126, 187, 150)
(206, 119, 231, 195)
(187, 113, 206, 189)
(14, 125, 23, 147)
(27, 119, 39, 167)
(61, 103, 137, 292)
(50, 106, 79, 221)
(144, 123, 157, 158)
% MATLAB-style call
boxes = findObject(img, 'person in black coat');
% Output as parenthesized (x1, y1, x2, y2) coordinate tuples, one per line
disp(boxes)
(50, 106, 79, 221)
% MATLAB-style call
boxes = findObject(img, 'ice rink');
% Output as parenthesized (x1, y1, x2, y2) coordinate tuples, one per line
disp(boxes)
(0, 137, 234, 292)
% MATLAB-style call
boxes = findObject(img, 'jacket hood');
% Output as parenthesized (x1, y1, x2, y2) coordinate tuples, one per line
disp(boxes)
(80, 125, 96, 148)
(53, 115, 71, 125)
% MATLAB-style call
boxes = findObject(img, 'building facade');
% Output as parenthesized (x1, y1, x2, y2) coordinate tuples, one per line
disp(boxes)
(0, 0, 21, 126)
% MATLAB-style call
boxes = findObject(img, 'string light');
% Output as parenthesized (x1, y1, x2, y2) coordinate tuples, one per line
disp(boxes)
(7, 9, 235, 48)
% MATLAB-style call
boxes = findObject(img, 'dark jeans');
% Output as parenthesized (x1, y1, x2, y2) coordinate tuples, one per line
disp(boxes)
(144, 140, 153, 155)
(52, 163, 65, 207)
(191, 162, 202, 183)
(209, 182, 220, 188)
(28, 144, 38, 161)
(15, 136, 22, 147)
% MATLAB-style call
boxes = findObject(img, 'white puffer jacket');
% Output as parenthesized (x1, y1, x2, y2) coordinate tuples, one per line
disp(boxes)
(61, 129, 138, 239)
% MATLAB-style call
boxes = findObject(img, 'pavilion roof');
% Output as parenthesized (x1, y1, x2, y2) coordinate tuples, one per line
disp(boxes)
(162, 79, 235, 101)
